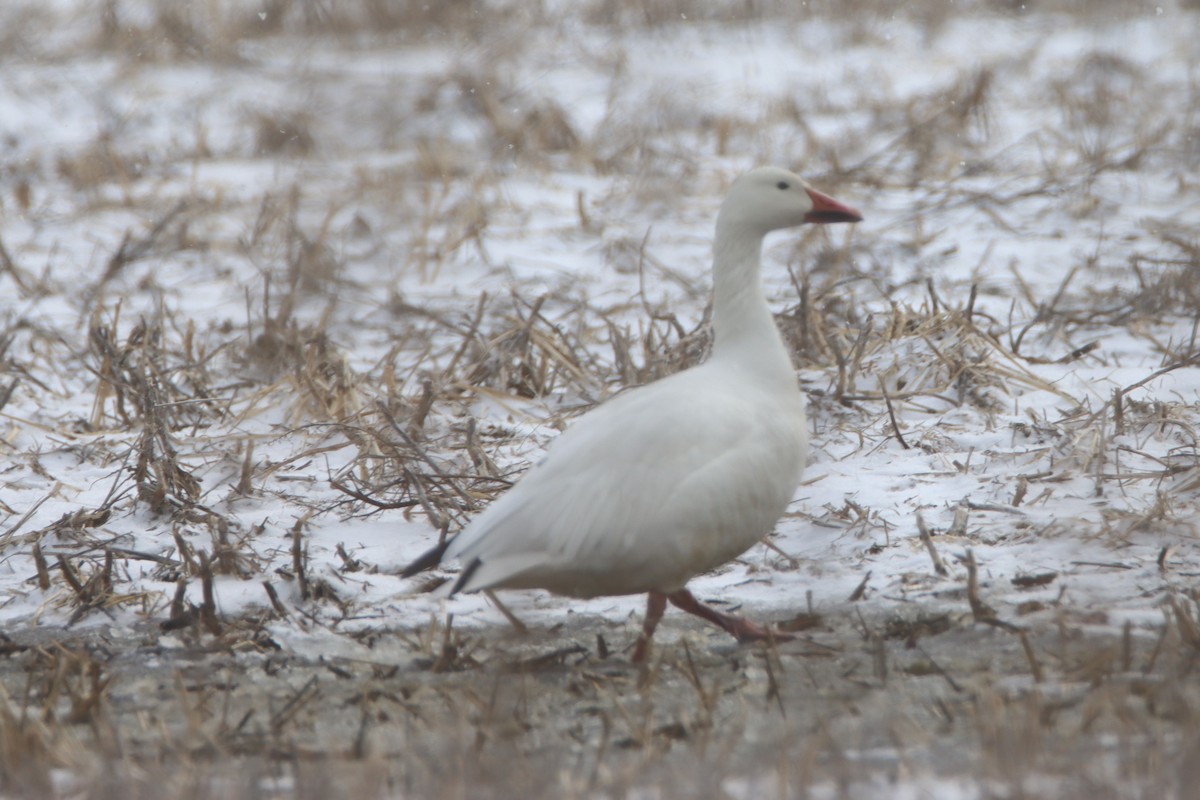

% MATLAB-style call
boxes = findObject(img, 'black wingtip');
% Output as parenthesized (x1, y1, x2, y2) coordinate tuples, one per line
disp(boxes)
(401, 539, 452, 578)
(449, 557, 483, 596)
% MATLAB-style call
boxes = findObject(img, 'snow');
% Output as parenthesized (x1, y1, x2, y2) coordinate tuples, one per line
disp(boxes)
(0, 0, 1198, 791)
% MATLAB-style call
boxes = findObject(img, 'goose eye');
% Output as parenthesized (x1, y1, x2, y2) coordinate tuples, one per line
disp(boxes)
(776, 181, 790, 190)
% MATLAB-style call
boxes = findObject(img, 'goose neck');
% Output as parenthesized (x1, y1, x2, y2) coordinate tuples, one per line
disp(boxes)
(710, 225, 784, 361)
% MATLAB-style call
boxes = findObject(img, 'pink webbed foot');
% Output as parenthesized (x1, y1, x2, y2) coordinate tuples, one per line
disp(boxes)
(631, 588, 793, 662)
(667, 588, 795, 645)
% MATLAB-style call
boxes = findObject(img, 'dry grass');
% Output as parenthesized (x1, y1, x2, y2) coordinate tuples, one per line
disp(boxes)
(1, 0, 1199, 797)
(2, 600, 1199, 798)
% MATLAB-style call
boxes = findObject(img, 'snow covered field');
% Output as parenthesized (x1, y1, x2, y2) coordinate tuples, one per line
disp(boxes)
(1, 1, 1198, 797)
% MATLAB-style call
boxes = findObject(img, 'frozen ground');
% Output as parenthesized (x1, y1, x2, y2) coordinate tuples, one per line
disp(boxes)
(1, 1, 1199, 798)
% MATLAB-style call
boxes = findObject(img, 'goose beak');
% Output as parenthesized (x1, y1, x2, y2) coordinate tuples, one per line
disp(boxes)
(804, 187, 863, 224)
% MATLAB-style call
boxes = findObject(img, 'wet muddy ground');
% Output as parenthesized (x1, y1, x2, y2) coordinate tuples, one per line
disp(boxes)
(3, 592, 1197, 799)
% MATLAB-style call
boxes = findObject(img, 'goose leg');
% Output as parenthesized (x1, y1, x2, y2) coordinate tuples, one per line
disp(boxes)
(667, 589, 793, 645)
(632, 590, 668, 663)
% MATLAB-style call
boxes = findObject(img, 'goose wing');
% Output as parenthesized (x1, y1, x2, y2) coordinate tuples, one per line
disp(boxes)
(444, 368, 807, 597)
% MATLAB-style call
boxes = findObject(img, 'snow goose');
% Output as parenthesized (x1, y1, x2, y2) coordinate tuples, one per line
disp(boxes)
(404, 167, 862, 661)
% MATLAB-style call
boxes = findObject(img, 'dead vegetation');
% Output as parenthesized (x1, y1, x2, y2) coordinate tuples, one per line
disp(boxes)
(0, 0, 1199, 797)
(2, 592, 1200, 799)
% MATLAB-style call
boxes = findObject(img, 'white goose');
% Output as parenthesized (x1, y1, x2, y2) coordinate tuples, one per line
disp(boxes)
(404, 167, 862, 661)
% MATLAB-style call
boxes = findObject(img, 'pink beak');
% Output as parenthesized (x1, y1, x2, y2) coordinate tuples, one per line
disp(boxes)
(804, 187, 863, 224)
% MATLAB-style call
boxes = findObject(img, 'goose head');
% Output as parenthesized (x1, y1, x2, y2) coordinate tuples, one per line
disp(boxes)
(716, 166, 862, 237)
